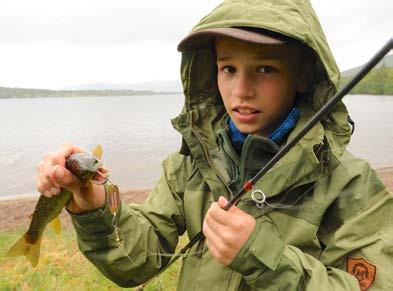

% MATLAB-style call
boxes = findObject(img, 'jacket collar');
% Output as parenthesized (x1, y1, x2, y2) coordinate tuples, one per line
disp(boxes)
(172, 102, 340, 202)
(228, 106, 301, 153)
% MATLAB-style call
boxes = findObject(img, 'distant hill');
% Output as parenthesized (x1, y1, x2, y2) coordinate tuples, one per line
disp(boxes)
(66, 80, 183, 93)
(0, 79, 183, 99)
(0, 87, 174, 99)
(341, 54, 393, 78)
(339, 54, 393, 95)
(2, 55, 392, 99)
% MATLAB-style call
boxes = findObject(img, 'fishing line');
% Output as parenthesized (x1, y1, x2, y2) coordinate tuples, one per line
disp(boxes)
(92, 146, 339, 285)
(106, 149, 334, 263)
(95, 212, 204, 269)
(145, 249, 203, 258)
(259, 179, 322, 210)
(256, 150, 332, 210)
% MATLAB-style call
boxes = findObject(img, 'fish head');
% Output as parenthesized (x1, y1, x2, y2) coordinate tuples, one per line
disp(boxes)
(66, 152, 103, 181)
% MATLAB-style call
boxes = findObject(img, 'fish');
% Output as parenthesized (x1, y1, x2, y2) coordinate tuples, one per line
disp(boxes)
(6, 144, 106, 267)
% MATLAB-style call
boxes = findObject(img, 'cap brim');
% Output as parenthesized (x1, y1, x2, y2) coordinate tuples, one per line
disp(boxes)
(177, 27, 286, 52)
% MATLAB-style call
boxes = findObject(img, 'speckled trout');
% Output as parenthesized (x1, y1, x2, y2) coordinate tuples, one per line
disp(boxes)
(6, 145, 106, 267)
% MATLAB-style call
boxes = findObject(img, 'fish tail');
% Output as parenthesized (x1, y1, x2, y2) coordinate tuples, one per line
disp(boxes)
(6, 234, 41, 267)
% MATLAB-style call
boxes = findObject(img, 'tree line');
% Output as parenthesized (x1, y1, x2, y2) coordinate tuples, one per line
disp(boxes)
(340, 65, 393, 95)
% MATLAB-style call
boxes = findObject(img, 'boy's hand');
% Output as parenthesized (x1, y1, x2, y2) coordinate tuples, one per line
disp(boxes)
(36, 143, 106, 213)
(203, 196, 256, 266)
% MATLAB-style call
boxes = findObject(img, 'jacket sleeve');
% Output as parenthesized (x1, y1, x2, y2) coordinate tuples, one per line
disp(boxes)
(229, 187, 393, 290)
(69, 153, 187, 287)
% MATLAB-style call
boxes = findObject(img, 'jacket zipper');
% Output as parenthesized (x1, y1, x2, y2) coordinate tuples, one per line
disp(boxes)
(226, 270, 234, 290)
(238, 136, 253, 190)
(314, 143, 324, 156)
(190, 113, 234, 197)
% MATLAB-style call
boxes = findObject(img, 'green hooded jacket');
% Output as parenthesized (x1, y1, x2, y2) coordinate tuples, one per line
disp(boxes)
(70, 1, 393, 290)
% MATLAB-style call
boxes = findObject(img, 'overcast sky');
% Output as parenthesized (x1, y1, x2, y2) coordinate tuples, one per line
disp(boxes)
(0, 0, 391, 89)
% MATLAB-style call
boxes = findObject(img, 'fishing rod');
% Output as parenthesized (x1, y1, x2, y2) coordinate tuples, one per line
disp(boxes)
(225, 38, 393, 210)
(144, 38, 392, 285)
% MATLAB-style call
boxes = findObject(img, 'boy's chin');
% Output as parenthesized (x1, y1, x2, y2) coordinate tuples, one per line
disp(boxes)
(236, 124, 267, 136)
(233, 119, 276, 137)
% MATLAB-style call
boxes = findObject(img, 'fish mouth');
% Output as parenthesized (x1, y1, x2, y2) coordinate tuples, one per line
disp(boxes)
(91, 166, 109, 184)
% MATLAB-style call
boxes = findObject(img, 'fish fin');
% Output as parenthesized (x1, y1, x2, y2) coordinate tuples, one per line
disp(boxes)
(81, 181, 94, 206)
(6, 234, 41, 267)
(50, 215, 61, 235)
(92, 144, 103, 160)
(85, 182, 94, 205)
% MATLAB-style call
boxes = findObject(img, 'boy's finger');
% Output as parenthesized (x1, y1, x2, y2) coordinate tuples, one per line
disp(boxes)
(207, 202, 235, 225)
(37, 174, 56, 194)
(205, 212, 228, 235)
(56, 143, 84, 158)
(50, 165, 81, 190)
(218, 196, 236, 212)
(205, 238, 220, 260)
(217, 196, 228, 208)
(203, 220, 224, 248)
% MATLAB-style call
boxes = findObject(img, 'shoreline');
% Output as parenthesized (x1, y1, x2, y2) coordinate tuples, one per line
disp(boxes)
(0, 188, 152, 202)
(1, 167, 393, 232)
(2, 166, 393, 203)
(0, 189, 151, 232)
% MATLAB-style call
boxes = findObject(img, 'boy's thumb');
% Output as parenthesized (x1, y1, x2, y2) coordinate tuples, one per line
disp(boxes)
(51, 165, 79, 189)
(218, 196, 239, 212)
(218, 196, 231, 209)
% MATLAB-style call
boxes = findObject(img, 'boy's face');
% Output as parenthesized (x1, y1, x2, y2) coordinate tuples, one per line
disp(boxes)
(216, 37, 307, 136)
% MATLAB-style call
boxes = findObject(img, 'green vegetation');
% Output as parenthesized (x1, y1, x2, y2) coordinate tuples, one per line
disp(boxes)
(339, 54, 393, 95)
(2, 55, 391, 98)
(340, 65, 393, 95)
(341, 54, 393, 78)
(1, 228, 184, 290)
(0, 87, 166, 99)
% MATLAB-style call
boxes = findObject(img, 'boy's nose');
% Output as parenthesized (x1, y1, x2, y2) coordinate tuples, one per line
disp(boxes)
(232, 73, 256, 100)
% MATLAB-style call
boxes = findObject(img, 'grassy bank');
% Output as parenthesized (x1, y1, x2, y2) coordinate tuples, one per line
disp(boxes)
(2, 167, 393, 290)
(1, 228, 184, 290)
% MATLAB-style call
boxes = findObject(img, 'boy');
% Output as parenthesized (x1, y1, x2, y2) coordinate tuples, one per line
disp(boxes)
(37, 0, 392, 290)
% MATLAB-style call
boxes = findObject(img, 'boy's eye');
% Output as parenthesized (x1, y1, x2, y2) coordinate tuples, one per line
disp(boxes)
(222, 66, 236, 74)
(258, 66, 274, 74)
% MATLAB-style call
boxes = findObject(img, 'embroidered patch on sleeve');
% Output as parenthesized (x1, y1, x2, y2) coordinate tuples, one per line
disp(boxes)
(347, 257, 377, 291)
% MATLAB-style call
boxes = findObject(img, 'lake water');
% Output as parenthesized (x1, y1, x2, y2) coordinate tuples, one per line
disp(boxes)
(0, 94, 392, 199)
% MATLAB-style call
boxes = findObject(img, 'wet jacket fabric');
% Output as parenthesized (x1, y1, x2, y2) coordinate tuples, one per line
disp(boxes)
(70, 0, 393, 290)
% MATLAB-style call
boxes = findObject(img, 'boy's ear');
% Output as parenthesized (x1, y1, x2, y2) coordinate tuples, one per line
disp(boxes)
(296, 46, 315, 94)
(296, 60, 313, 93)
(297, 76, 309, 93)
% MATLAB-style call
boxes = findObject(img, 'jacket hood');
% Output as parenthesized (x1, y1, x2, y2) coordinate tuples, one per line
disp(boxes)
(172, 0, 352, 188)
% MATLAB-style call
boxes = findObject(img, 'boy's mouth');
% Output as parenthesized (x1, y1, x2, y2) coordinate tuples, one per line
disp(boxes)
(233, 106, 260, 114)
(235, 108, 258, 114)
(232, 106, 261, 123)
